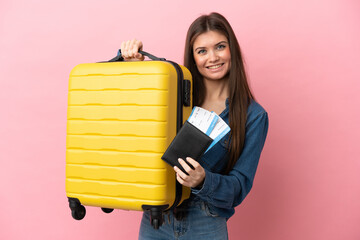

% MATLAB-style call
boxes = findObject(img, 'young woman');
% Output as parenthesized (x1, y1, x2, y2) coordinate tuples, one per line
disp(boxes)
(121, 12, 269, 240)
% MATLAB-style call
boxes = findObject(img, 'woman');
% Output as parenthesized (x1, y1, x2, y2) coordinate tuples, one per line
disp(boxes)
(121, 12, 268, 240)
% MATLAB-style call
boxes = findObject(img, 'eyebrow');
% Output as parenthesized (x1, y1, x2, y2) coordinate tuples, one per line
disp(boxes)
(194, 41, 228, 52)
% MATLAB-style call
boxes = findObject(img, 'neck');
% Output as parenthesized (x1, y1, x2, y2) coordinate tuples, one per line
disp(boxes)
(203, 78, 229, 102)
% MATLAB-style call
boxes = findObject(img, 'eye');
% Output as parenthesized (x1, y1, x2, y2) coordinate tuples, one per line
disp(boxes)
(217, 44, 226, 50)
(197, 49, 206, 55)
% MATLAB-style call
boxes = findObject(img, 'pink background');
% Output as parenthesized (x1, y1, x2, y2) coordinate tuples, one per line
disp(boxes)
(1, 0, 359, 239)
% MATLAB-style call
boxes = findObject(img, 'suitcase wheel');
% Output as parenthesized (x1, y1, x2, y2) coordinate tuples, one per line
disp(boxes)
(151, 218, 160, 230)
(149, 207, 164, 229)
(101, 208, 114, 214)
(142, 204, 168, 229)
(68, 197, 86, 220)
(71, 205, 86, 220)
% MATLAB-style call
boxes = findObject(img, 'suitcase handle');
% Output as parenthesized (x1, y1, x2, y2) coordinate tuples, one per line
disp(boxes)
(109, 49, 166, 62)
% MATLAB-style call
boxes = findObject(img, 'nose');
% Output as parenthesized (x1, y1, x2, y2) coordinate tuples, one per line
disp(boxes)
(208, 50, 219, 62)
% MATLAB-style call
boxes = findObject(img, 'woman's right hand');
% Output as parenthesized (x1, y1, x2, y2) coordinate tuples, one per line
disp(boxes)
(120, 39, 144, 61)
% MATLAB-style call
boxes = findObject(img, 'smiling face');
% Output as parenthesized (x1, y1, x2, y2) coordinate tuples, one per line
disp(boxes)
(193, 30, 231, 82)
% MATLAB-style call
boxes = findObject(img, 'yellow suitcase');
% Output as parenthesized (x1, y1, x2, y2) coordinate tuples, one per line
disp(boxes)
(66, 50, 192, 228)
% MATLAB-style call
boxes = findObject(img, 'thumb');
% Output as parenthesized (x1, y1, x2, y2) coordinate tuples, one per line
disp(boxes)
(135, 52, 144, 60)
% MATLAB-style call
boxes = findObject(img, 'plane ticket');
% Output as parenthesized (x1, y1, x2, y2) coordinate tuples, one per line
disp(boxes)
(187, 106, 230, 152)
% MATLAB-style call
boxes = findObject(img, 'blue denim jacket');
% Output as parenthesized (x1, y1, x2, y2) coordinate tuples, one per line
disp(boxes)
(191, 99, 269, 219)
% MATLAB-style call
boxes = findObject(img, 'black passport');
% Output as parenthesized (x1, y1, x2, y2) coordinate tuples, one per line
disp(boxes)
(161, 121, 213, 174)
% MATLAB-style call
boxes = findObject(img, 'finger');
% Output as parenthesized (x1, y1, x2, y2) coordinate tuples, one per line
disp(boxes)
(120, 41, 126, 55)
(135, 52, 143, 60)
(130, 39, 138, 54)
(134, 49, 143, 60)
(129, 39, 138, 56)
(176, 172, 186, 185)
(178, 158, 194, 174)
(137, 39, 143, 50)
(132, 40, 143, 59)
(121, 42, 127, 58)
(186, 157, 199, 168)
(127, 39, 135, 58)
(136, 40, 143, 51)
(124, 40, 131, 57)
(174, 165, 189, 180)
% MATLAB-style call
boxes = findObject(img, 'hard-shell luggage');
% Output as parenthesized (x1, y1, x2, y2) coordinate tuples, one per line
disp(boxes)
(65, 50, 192, 229)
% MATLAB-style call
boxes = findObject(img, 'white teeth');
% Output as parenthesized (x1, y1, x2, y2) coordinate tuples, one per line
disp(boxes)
(207, 64, 223, 69)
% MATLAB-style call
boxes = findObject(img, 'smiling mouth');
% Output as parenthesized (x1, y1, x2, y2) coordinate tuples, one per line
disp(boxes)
(207, 63, 224, 69)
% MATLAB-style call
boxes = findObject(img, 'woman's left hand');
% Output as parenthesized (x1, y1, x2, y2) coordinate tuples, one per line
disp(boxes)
(174, 157, 205, 188)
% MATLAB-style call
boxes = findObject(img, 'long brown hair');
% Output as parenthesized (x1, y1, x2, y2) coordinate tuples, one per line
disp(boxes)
(184, 12, 254, 174)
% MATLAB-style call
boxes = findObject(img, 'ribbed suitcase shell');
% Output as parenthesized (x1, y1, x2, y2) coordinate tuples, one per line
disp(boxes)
(66, 61, 192, 213)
